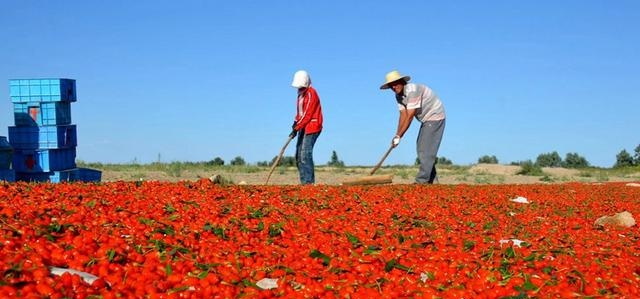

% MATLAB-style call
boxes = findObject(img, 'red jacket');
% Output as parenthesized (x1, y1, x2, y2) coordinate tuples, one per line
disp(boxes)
(294, 86, 323, 134)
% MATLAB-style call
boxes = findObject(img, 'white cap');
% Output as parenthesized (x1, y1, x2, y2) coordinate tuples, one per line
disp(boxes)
(291, 70, 311, 88)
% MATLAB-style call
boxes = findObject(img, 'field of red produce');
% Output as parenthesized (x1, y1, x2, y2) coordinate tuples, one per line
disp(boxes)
(1, 181, 639, 298)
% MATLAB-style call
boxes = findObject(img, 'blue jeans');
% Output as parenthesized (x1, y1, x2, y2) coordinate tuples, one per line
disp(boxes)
(295, 130, 320, 184)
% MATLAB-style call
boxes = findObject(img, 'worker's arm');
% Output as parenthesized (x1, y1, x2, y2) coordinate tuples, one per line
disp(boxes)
(392, 108, 417, 147)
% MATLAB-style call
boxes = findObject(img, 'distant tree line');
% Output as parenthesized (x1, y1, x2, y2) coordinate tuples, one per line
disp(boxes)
(256, 156, 296, 167)
(487, 144, 640, 169)
(254, 150, 344, 167)
(477, 151, 590, 169)
(614, 144, 640, 168)
(206, 144, 640, 169)
(534, 151, 590, 168)
(478, 155, 499, 164)
(206, 157, 225, 166)
(205, 156, 246, 166)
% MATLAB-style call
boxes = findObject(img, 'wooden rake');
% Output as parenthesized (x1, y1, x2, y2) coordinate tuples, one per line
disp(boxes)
(342, 145, 394, 185)
(265, 135, 295, 184)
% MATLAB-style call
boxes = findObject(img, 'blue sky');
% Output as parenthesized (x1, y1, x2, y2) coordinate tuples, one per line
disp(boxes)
(1, 1, 638, 167)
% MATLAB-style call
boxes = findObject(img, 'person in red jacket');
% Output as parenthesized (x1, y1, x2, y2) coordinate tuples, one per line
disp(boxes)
(289, 70, 323, 184)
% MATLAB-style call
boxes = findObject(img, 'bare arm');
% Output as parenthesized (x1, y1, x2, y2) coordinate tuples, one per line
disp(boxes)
(391, 108, 417, 147)
(396, 108, 417, 137)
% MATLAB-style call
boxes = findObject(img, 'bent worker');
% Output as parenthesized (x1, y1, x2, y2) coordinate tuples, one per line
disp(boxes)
(289, 70, 323, 184)
(380, 70, 445, 184)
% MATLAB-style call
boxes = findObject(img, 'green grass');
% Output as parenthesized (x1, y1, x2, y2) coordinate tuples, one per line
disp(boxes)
(77, 160, 263, 173)
(474, 174, 506, 184)
(76, 160, 639, 183)
(539, 175, 555, 182)
(578, 166, 640, 179)
(130, 173, 147, 180)
(439, 164, 472, 175)
(516, 161, 545, 176)
(395, 169, 415, 179)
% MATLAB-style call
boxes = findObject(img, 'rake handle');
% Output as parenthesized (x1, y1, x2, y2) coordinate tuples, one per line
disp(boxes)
(265, 135, 295, 184)
(370, 145, 394, 175)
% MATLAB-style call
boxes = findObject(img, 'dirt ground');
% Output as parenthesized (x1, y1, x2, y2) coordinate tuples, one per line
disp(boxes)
(100, 164, 640, 185)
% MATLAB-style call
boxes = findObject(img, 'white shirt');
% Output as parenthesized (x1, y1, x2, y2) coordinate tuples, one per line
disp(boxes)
(396, 83, 445, 122)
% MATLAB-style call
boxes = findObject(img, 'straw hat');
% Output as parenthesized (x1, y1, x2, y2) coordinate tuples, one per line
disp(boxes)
(380, 70, 411, 89)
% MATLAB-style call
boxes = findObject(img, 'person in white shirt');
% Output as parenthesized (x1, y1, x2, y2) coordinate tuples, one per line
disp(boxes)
(380, 70, 446, 184)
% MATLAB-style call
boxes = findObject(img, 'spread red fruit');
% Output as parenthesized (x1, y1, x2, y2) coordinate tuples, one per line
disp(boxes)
(0, 181, 638, 297)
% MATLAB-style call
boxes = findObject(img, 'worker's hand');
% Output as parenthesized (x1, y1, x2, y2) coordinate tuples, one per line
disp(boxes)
(291, 121, 297, 130)
(289, 129, 298, 138)
(391, 135, 401, 147)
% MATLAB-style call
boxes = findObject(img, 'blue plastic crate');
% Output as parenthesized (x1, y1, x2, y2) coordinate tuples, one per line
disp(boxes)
(16, 168, 101, 183)
(1, 136, 12, 169)
(0, 169, 15, 182)
(8, 125, 77, 149)
(16, 169, 73, 183)
(12, 148, 76, 172)
(9, 79, 77, 103)
(71, 168, 102, 182)
(13, 102, 72, 126)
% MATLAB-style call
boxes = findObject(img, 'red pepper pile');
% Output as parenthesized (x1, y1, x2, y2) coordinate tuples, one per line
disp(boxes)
(1, 181, 639, 298)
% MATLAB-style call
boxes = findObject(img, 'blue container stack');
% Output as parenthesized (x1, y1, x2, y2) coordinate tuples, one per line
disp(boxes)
(8, 79, 101, 183)
(0, 136, 15, 182)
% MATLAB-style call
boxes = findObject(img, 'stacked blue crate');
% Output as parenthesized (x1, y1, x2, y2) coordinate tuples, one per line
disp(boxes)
(0, 136, 15, 182)
(0, 169, 16, 182)
(8, 79, 101, 183)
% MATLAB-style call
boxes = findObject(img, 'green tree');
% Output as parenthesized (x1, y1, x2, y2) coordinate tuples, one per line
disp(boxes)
(327, 151, 345, 167)
(230, 156, 246, 166)
(437, 156, 453, 165)
(478, 155, 498, 164)
(282, 156, 296, 167)
(207, 157, 225, 166)
(634, 144, 640, 165)
(535, 151, 562, 167)
(562, 152, 589, 168)
(270, 156, 296, 167)
(614, 149, 634, 168)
